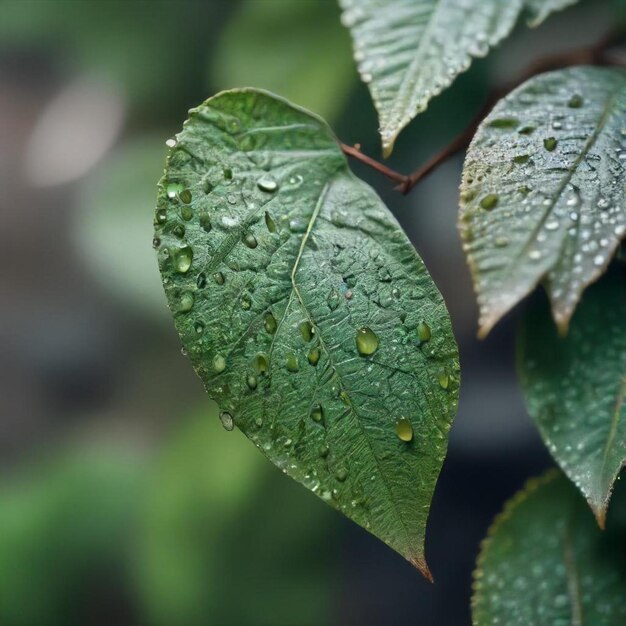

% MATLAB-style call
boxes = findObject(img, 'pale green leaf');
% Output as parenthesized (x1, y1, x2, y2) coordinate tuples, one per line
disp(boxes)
(518, 267, 626, 526)
(338, 0, 577, 155)
(473, 471, 626, 626)
(154, 88, 459, 576)
(211, 0, 355, 123)
(75, 137, 169, 317)
(460, 67, 626, 337)
(136, 404, 337, 626)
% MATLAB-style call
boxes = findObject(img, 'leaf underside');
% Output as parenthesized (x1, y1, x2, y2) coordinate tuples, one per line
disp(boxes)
(473, 471, 626, 626)
(518, 267, 626, 527)
(338, 0, 578, 156)
(154, 89, 459, 576)
(460, 66, 626, 337)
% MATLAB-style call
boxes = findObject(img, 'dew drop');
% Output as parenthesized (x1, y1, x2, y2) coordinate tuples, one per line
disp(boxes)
(299, 321, 314, 342)
(152, 237, 161, 248)
(200, 214, 212, 233)
(179, 291, 194, 312)
(417, 321, 431, 343)
(173, 245, 193, 273)
(156, 208, 167, 224)
(438, 369, 450, 389)
(356, 327, 379, 356)
(568, 94, 583, 108)
(247, 374, 258, 390)
(255, 353, 269, 375)
(395, 417, 413, 442)
(194, 321, 204, 335)
(264, 211, 278, 233)
(172, 224, 185, 238)
(264, 312, 277, 334)
(289, 217, 308, 233)
(544, 137, 558, 152)
(310, 404, 324, 423)
(196, 272, 207, 289)
(254, 416, 263, 427)
(180, 205, 193, 220)
(335, 467, 348, 482)
(243, 233, 258, 248)
(308, 347, 321, 366)
(166, 182, 183, 199)
(480, 194, 499, 210)
(219, 411, 234, 431)
(213, 354, 226, 373)
(286, 353, 299, 372)
(257, 174, 278, 193)
(213, 271, 225, 285)
(327, 288, 340, 311)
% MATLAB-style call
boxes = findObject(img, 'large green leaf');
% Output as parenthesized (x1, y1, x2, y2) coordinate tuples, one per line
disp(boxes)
(518, 267, 626, 527)
(154, 88, 459, 576)
(338, 0, 577, 156)
(473, 471, 626, 626)
(460, 67, 626, 337)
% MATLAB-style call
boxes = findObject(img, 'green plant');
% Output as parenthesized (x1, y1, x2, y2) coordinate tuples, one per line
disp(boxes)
(154, 1, 626, 621)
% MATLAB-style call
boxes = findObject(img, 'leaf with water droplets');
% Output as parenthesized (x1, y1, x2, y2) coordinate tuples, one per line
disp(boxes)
(473, 470, 626, 626)
(338, 0, 577, 156)
(460, 67, 626, 337)
(154, 88, 459, 577)
(518, 267, 626, 527)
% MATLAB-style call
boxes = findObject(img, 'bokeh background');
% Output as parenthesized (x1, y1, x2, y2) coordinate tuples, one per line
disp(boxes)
(0, 1, 622, 624)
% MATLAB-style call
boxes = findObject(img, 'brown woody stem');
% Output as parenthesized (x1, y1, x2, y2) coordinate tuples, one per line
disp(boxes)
(341, 29, 625, 195)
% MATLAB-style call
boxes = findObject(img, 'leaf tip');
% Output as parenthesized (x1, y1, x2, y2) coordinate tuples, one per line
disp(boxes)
(409, 555, 434, 582)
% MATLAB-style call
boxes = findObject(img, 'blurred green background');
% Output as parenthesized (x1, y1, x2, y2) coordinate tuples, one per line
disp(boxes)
(0, 1, 621, 624)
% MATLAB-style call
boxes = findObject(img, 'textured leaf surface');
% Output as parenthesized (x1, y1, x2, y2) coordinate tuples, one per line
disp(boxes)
(338, 0, 577, 156)
(460, 67, 626, 337)
(473, 471, 626, 626)
(519, 267, 626, 526)
(154, 89, 459, 575)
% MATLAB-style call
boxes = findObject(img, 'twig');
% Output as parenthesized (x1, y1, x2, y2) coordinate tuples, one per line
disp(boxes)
(341, 29, 625, 195)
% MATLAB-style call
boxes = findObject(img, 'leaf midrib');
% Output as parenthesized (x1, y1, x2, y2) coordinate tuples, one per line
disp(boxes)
(286, 171, 420, 564)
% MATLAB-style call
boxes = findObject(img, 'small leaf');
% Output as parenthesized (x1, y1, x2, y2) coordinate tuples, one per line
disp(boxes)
(460, 67, 626, 337)
(518, 267, 626, 527)
(473, 470, 626, 626)
(338, 0, 577, 156)
(154, 88, 459, 576)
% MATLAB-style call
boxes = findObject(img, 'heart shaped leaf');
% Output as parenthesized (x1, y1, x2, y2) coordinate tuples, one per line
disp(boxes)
(518, 266, 626, 527)
(460, 66, 626, 337)
(338, 0, 577, 156)
(473, 471, 626, 626)
(154, 89, 459, 576)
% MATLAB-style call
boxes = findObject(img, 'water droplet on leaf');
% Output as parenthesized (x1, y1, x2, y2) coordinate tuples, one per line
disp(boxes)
(356, 327, 379, 356)
(395, 418, 413, 442)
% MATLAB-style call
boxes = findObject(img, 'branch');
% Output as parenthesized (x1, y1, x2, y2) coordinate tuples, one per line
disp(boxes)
(341, 29, 625, 195)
